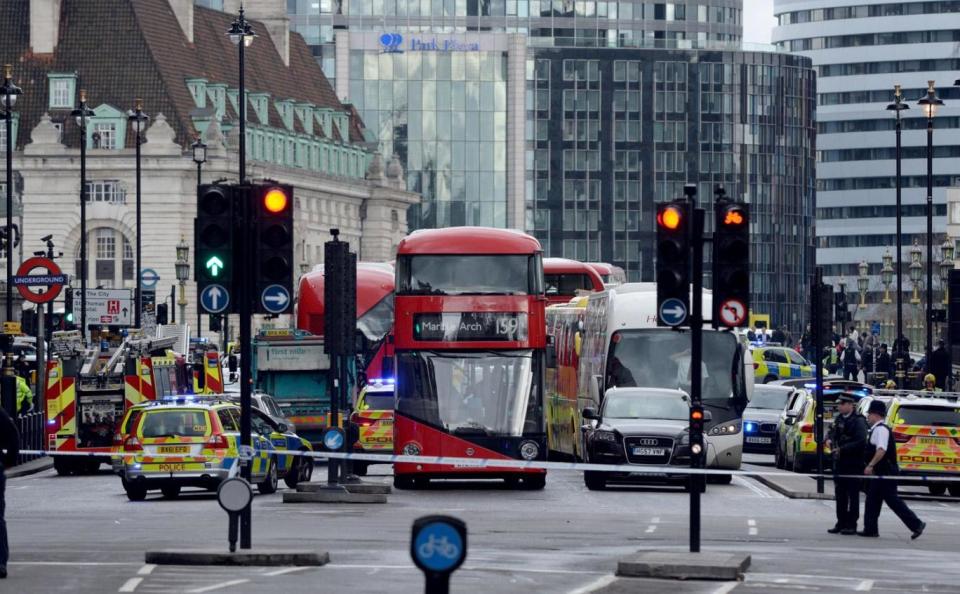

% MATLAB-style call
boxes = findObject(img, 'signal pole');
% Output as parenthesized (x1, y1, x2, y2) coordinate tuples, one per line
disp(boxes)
(688, 186, 704, 554)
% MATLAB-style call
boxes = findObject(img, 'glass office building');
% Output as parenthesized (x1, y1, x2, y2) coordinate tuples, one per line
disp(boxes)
(282, 0, 818, 327)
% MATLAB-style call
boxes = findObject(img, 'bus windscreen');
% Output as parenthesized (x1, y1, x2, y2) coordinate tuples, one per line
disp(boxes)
(397, 255, 531, 295)
(605, 330, 741, 405)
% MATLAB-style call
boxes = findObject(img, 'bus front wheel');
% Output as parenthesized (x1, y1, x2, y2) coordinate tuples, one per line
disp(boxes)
(394, 475, 416, 490)
(520, 474, 546, 490)
(584, 471, 606, 491)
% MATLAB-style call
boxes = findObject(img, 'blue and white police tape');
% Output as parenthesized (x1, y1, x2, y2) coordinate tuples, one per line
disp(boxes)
(16, 449, 960, 483)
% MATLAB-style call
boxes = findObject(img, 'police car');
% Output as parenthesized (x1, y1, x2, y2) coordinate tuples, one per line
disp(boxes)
(350, 378, 395, 476)
(779, 382, 872, 473)
(751, 346, 815, 384)
(869, 394, 960, 497)
(117, 396, 313, 500)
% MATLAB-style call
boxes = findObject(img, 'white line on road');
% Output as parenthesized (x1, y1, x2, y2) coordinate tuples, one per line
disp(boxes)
(263, 566, 311, 577)
(855, 579, 874, 591)
(711, 583, 739, 594)
(137, 565, 156, 576)
(735, 475, 780, 498)
(117, 577, 142, 592)
(11, 561, 140, 566)
(185, 579, 250, 593)
(566, 574, 617, 594)
(748, 518, 758, 536)
(325, 563, 606, 576)
(651, 517, 661, 524)
(645, 524, 657, 533)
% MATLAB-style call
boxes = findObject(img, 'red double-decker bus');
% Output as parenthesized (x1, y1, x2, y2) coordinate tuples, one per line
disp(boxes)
(543, 258, 605, 306)
(392, 227, 548, 490)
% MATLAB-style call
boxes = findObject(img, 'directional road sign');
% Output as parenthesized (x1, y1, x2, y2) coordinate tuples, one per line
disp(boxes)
(12, 256, 67, 304)
(260, 284, 291, 314)
(659, 297, 688, 327)
(201, 284, 230, 314)
(323, 428, 344, 451)
(140, 268, 159, 288)
(718, 298, 747, 328)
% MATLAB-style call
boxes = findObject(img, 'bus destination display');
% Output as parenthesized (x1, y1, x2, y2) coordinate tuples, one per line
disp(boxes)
(413, 312, 528, 342)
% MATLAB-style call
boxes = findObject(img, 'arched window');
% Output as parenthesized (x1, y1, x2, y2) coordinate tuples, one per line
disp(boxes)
(75, 227, 135, 289)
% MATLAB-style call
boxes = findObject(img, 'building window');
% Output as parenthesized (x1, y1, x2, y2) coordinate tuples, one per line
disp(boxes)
(96, 228, 116, 259)
(48, 74, 76, 109)
(92, 123, 117, 149)
(85, 180, 126, 204)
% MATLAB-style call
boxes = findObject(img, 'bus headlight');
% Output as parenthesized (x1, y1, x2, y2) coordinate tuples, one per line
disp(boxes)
(691, 443, 703, 455)
(520, 441, 539, 460)
(708, 422, 741, 436)
(402, 443, 421, 456)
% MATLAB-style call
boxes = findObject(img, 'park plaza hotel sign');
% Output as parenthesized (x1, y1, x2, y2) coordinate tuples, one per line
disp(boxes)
(380, 33, 481, 53)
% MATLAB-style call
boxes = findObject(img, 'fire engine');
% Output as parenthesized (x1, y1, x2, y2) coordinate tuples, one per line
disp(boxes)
(44, 330, 194, 475)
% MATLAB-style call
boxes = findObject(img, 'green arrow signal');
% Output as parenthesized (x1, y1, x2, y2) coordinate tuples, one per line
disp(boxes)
(205, 255, 224, 277)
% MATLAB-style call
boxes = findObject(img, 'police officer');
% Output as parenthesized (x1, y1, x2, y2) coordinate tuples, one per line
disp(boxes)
(825, 393, 867, 535)
(860, 399, 925, 539)
(0, 406, 18, 578)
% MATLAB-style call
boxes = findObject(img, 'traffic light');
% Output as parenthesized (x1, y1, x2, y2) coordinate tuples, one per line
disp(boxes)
(712, 200, 750, 328)
(817, 284, 834, 344)
(196, 184, 235, 314)
(949, 270, 960, 344)
(210, 314, 222, 332)
(252, 184, 294, 315)
(834, 290, 848, 326)
(689, 404, 705, 461)
(64, 287, 75, 329)
(656, 201, 692, 327)
(324, 235, 357, 355)
(156, 303, 168, 325)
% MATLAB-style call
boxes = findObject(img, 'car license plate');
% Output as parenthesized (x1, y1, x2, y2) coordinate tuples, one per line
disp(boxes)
(918, 437, 946, 445)
(158, 446, 190, 454)
(632, 447, 666, 456)
(746, 437, 772, 444)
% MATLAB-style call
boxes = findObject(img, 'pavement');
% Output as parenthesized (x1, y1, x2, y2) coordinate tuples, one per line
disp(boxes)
(5, 456, 960, 593)
(6, 456, 53, 479)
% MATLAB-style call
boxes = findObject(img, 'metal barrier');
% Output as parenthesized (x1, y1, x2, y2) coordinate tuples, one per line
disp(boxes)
(15, 410, 45, 466)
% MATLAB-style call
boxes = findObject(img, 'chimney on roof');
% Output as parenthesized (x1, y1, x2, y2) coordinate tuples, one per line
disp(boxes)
(235, 0, 290, 67)
(169, 0, 194, 43)
(30, 0, 62, 55)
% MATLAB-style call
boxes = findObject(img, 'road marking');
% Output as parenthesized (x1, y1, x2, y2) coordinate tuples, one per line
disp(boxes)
(566, 574, 617, 594)
(736, 475, 779, 498)
(326, 563, 605, 576)
(186, 579, 250, 593)
(645, 525, 657, 533)
(264, 566, 311, 577)
(118, 577, 142, 592)
(11, 561, 140, 566)
(711, 583, 739, 594)
(137, 565, 156, 576)
(651, 517, 661, 524)
(748, 518, 758, 536)
(855, 579, 874, 591)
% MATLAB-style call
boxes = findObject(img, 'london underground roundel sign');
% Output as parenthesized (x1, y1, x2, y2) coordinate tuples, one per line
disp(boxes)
(13, 256, 67, 304)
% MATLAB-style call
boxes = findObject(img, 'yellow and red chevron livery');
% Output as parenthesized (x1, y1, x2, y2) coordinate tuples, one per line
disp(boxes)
(887, 397, 960, 477)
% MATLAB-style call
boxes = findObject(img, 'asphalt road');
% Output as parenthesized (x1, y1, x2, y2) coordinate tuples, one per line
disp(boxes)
(5, 455, 960, 594)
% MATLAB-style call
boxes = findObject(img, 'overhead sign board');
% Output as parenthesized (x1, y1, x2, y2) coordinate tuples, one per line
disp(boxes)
(74, 289, 134, 327)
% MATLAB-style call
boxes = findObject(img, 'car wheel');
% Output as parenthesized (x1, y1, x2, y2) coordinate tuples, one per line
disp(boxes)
(791, 454, 805, 474)
(299, 455, 314, 483)
(84, 459, 101, 474)
(520, 474, 546, 490)
(707, 473, 733, 485)
(283, 457, 302, 489)
(394, 475, 416, 490)
(257, 459, 279, 495)
(949, 484, 960, 498)
(584, 471, 606, 491)
(774, 445, 784, 469)
(928, 484, 948, 496)
(54, 457, 75, 476)
(161, 485, 181, 499)
(123, 480, 147, 502)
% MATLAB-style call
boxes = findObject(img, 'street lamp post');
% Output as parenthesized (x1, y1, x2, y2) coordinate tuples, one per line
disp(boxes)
(910, 240, 923, 305)
(192, 137, 207, 185)
(857, 260, 869, 308)
(1, 65, 22, 323)
(71, 91, 95, 339)
(228, 9, 256, 183)
(881, 249, 894, 305)
(917, 81, 943, 367)
(940, 238, 954, 305)
(887, 85, 909, 374)
(127, 100, 149, 329)
(175, 236, 189, 325)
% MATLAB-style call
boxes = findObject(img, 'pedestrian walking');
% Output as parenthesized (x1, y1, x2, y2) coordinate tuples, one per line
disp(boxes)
(842, 338, 861, 381)
(928, 340, 950, 390)
(826, 393, 868, 535)
(0, 406, 18, 578)
(860, 400, 925, 539)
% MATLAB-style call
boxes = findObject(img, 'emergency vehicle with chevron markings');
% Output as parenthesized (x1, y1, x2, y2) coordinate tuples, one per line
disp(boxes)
(350, 378, 395, 476)
(44, 330, 192, 475)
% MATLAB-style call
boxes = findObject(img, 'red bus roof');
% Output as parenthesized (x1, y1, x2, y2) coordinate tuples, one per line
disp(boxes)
(396, 227, 542, 255)
(544, 257, 603, 276)
(587, 262, 614, 275)
(296, 262, 394, 335)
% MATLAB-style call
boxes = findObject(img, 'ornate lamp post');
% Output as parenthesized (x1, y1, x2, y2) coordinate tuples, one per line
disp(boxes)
(191, 136, 207, 185)
(1, 65, 21, 322)
(127, 99, 149, 328)
(917, 81, 944, 365)
(910, 240, 923, 304)
(887, 86, 909, 373)
(71, 91, 95, 337)
(175, 236, 189, 324)
(940, 238, 954, 305)
(881, 249, 894, 304)
(857, 260, 869, 307)
(227, 8, 256, 183)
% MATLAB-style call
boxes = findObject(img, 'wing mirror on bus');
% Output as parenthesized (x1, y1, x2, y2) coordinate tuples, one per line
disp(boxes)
(545, 344, 557, 368)
(703, 410, 713, 422)
(589, 376, 602, 404)
(784, 416, 796, 426)
(582, 407, 599, 421)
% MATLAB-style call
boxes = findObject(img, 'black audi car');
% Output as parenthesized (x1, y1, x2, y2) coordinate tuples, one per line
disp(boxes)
(581, 388, 700, 490)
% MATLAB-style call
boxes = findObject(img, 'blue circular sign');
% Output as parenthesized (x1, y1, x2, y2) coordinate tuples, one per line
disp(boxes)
(379, 33, 393, 46)
(140, 268, 160, 288)
(323, 428, 344, 451)
(659, 298, 688, 327)
(200, 284, 230, 314)
(414, 521, 464, 573)
(261, 284, 291, 314)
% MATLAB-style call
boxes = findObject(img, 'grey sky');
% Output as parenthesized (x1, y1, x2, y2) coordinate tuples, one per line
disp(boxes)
(743, 0, 776, 44)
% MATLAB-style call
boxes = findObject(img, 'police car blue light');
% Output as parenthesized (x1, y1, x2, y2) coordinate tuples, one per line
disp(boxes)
(744, 422, 758, 433)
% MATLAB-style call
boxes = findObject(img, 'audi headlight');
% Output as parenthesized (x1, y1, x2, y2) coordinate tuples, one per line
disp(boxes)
(402, 442, 421, 456)
(679, 432, 690, 445)
(520, 441, 539, 460)
(595, 430, 618, 443)
(708, 422, 742, 436)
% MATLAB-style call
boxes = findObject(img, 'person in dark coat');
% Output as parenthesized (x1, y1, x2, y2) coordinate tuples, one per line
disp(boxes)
(0, 407, 18, 578)
(842, 338, 861, 381)
(860, 400, 925, 539)
(876, 344, 892, 378)
(928, 340, 951, 390)
(826, 394, 868, 534)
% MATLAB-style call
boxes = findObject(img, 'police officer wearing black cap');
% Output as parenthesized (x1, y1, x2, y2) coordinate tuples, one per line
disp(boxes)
(825, 393, 867, 535)
(860, 399, 925, 539)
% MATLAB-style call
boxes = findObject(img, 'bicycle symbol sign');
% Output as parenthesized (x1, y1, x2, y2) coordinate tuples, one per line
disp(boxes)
(413, 522, 464, 573)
